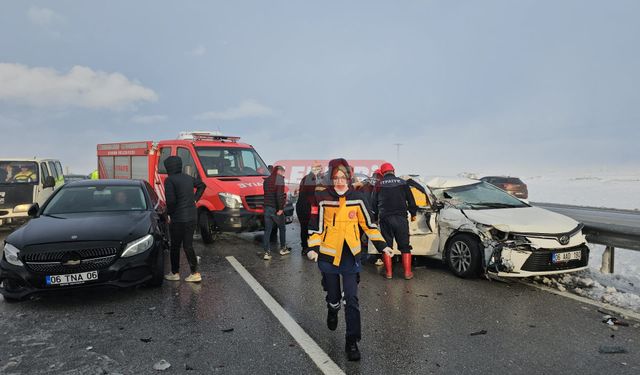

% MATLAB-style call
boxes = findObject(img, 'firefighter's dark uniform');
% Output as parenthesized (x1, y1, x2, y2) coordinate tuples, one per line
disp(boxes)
(295, 171, 320, 253)
(371, 173, 418, 279)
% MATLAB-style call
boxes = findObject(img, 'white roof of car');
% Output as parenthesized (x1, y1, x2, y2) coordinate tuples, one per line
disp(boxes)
(426, 177, 480, 189)
(0, 158, 57, 162)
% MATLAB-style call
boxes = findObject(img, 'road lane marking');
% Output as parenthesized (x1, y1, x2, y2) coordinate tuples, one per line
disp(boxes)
(519, 280, 640, 322)
(226, 256, 345, 375)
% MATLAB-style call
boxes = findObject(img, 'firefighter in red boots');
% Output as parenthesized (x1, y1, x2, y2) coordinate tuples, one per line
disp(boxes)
(371, 162, 418, 279)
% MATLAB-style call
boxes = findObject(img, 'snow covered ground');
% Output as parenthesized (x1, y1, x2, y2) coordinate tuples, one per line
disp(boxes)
(533, 244, 640, 313)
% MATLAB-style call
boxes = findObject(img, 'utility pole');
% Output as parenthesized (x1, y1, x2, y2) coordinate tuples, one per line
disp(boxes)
(393, 143, 402, 167)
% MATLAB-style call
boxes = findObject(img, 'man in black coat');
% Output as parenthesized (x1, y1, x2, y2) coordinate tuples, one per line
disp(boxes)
(262, 165, 288, 260)
(371, 162, 418, 280)
(163, 156, 206, 282)
(295, 162, 323, 255)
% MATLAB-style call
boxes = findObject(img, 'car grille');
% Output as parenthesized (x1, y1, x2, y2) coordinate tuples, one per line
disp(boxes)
(23, 245, 120, 274)
(26, 256, 117, 274)
(245, 195, 264, 210)
(521, 245, 589, 272)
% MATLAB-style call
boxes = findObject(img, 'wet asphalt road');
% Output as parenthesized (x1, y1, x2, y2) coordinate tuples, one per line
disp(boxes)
(1, 225, 639, 374)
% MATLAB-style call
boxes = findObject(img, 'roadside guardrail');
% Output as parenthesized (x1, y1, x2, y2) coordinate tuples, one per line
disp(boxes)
(532, 202, 640, 274)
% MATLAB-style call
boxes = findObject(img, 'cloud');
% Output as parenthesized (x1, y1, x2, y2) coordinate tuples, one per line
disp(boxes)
(191, 44, 206, 56)
(194, 100, 275, 121)
(130, 114, 168, 124)
(27, 6, 65, 36)
(0, 63, 158, 110)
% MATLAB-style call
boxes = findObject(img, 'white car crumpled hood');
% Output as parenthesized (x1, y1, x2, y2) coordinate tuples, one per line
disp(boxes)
(463, 206, 579, 234)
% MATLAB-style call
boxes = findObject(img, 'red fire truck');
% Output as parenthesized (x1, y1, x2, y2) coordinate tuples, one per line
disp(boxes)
(97, 131, 292, 243)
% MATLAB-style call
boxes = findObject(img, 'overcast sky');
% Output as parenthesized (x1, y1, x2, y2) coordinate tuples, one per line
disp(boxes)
(0, 1, 638, 176)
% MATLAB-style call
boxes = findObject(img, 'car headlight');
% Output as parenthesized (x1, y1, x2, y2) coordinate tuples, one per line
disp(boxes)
(3, 243, 24, 266)
(13, 204, 32, 214)
(121, 234, 154, 258)
(218, 193, 243, 209)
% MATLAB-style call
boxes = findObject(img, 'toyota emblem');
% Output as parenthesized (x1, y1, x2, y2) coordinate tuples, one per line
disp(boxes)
(559, 235, 570, 245)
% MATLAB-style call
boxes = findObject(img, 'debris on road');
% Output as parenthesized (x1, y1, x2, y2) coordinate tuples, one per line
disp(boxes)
(140, 338, 153, 343)
(221, 328, 234, 333)
(598, 345, 627, 354)
(470, 330, 487, 336)
(153, 360, 171, 371)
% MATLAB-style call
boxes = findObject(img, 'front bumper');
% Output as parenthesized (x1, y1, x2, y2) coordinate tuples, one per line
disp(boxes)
(0, 244, 162, 300)
(0, 212, 29, 228)
(211, 203, 295, 232)
(488, 244, 590, 278)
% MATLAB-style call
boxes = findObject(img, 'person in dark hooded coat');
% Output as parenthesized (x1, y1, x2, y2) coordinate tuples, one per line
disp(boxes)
(163, 156, 206, 282)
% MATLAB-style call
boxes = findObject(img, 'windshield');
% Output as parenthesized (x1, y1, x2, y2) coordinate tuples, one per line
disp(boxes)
(43, 185, 147, 214)
(195, 147, 269, 177)
(0, 161, 39, 185)
(433, 181, 528, 209)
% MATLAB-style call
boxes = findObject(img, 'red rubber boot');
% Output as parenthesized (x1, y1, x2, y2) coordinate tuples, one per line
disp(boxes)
(383, 253, 393, 279)
(402, 253, 414, 280)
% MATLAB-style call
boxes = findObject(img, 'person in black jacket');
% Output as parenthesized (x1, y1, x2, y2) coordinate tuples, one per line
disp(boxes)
(295, 162, 323, 256)
(262, 165, 288, 260)
(371, 162, 418, 280)
(163, 156, 206, 282)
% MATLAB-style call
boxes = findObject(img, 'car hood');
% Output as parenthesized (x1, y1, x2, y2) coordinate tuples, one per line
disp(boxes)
(462, 206, 580, 234)
(7, 211, 152, 248)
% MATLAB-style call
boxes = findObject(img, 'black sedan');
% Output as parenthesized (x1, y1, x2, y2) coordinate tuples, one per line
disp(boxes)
(0, 179, 168, 301)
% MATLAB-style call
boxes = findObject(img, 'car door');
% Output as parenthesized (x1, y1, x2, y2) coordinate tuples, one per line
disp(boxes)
(35, 162, 55, 205)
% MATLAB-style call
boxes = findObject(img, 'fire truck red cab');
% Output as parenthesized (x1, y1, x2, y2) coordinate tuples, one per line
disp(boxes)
(97, 131, 292, 243)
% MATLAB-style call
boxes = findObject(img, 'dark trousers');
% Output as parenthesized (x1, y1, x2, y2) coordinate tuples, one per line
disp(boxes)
(298, 214, 310, 249)
(380, 214, 411, 253)
(323, 272, 361, 342)
(263, 206, 286, 251)
(169, 221, 198, 274)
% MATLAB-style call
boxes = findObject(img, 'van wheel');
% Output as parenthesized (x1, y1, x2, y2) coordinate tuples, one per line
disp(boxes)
(446, 234, 482, 278)
(199, 210, 214, 244)
(147, 248, 164, 287)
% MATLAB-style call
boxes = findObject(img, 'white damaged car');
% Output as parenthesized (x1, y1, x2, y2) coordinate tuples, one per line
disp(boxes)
(369, 177, 589, 278)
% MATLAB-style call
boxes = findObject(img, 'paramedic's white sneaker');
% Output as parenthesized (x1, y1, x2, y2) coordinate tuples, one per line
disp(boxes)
(185, 273, 202, 283)
(374, 258, 384, 266)
(263, 252, 272, 260)
(164, 273, 180, 281)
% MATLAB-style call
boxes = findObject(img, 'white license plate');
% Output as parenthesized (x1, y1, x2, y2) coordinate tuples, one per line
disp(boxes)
(46, 271, 98, 286)
(552, 250, 582, 263)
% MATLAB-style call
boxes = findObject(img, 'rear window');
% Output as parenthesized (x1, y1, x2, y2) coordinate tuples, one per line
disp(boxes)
(44, 185, 147, 214)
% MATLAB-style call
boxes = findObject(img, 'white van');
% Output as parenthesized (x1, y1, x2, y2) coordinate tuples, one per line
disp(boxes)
(0, 158, 65, 228)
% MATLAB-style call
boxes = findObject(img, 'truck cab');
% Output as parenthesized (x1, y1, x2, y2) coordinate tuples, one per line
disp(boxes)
(97, 132, 293, 244)
(0, 158, 64, 228)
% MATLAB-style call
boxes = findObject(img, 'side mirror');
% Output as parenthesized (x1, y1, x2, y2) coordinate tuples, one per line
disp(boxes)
(28, 203, 39, 217)
(43, 176, 56, 189)
(433, 201, 445, 211)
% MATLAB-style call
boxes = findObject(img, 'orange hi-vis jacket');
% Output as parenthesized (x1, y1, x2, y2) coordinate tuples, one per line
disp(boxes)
(308, 187, 387, 267)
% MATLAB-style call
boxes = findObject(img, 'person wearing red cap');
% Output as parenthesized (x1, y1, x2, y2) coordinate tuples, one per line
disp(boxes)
(306, 158, 391, 361)
(371, 162, 418, 279)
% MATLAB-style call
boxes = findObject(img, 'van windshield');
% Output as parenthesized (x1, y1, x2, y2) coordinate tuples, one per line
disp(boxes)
(0, 161, 39, 185)
(195, 147, 269, 177)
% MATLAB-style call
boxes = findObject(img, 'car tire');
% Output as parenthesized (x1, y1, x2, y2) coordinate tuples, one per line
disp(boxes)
(446, 234, 482, 278)
(147, 248, 165, 288)
(199, 210, 214, 244)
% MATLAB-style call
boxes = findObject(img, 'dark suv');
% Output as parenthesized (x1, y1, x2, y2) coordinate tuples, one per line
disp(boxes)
(480, 176, 528, 199)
